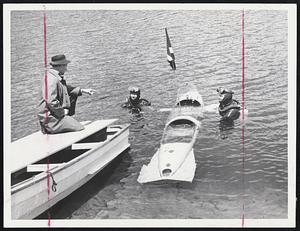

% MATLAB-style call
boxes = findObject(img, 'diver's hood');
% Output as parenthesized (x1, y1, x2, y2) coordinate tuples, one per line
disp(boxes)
(129, 86, 141, 98)
(220, 93, 233, 106)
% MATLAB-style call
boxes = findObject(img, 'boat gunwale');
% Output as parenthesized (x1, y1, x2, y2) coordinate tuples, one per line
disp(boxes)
(11, 123, 130, 193)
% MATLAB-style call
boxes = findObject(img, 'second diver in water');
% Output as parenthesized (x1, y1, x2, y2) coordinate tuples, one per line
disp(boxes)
(121, 87, 151, 113)
(217, 87, 241, 121)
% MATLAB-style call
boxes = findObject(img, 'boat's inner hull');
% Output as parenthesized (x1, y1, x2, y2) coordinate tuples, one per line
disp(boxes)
(11, 127, 110, 187)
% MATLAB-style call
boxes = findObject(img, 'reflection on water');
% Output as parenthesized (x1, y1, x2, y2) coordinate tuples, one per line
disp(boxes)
(10, 9, 288, 219)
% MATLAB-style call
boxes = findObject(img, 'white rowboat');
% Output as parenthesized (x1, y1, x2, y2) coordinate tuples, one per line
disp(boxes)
(10, 119, 130, 219)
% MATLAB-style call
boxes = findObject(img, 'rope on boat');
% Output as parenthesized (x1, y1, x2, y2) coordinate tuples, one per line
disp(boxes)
(49, 172, 58, 192)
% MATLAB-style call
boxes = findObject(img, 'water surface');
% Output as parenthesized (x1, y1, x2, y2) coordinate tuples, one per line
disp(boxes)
(10, 9, 288, 219)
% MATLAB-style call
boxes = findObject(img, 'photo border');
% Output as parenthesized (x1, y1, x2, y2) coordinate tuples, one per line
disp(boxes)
(3, 3, 297, 228)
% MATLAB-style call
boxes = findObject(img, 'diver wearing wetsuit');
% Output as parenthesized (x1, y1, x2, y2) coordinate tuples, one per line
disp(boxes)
(217, 87, 241, 121)
(121, 87, 151, 113)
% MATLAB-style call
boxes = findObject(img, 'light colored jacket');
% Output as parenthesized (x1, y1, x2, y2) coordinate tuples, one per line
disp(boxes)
(37, 68, 84, 134)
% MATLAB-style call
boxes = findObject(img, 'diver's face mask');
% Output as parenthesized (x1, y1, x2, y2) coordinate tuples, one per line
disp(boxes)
(130, 93, 138, 100)
(217, 87, 233, 103)
(217, 87, 226, 94)
(218, 93, 225, 102)
(129, 86, 140, 100)
(217, 88, 225, 102)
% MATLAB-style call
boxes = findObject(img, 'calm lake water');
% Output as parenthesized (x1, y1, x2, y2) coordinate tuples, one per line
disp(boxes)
(10, 9, 288, 219)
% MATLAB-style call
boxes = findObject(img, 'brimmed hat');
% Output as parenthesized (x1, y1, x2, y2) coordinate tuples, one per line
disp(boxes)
(50, 54, 71, 66)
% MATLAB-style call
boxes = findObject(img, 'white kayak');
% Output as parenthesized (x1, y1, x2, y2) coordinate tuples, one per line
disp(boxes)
(138, 115, 200, 183)
(159, 83, 205, 120)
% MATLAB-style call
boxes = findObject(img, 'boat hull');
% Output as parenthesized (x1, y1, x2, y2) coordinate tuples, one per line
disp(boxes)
(137, 149, 196, 183)
(158, 143, 193, 177)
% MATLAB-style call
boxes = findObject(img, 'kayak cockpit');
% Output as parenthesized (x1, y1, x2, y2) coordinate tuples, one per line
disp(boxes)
(177, 99, 202, 107)
(161, 118, 197, 144)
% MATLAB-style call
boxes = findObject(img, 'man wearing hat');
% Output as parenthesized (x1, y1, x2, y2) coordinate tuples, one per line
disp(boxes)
(37, 54, 94, 134)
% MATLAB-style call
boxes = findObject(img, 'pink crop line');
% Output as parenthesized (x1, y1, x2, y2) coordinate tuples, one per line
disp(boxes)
(43, 10, 48, 125)
(43, 8, 51, 227)
(242, 10, 245, 117)
(241, 9, 246, 227)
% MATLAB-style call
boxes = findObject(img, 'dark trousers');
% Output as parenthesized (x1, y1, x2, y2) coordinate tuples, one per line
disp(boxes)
(68, 90, 79, 116)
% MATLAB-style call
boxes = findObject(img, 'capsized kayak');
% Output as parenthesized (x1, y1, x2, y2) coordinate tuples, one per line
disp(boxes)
(138, 115, 200, 183)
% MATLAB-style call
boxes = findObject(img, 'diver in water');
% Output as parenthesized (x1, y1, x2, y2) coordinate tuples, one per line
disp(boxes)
(121, 87, 151, 113)
(217, 87, 241, 121)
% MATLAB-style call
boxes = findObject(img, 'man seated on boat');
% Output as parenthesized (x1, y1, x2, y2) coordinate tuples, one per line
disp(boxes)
(37, 54, 94, 134)
(217, 87, 241, 121)
(121, 87, 151, 113)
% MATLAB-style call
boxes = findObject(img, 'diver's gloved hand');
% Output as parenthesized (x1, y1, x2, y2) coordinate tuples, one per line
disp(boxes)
(81, 88, 95, 95)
